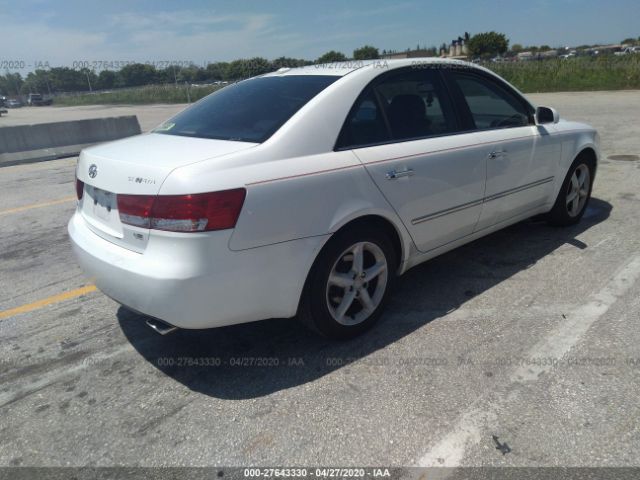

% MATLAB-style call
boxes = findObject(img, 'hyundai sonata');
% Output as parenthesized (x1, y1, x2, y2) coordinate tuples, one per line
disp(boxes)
(69, 59, 599, 339)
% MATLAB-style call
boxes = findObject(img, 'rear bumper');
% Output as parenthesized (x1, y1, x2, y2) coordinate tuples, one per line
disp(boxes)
(68, 211, 328, 329)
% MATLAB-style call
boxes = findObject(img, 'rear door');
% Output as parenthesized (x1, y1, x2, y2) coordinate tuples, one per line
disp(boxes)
(341, 67, 487, 253)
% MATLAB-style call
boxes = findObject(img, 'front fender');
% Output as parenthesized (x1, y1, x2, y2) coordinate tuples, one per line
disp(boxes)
(549, 123, 600, 202)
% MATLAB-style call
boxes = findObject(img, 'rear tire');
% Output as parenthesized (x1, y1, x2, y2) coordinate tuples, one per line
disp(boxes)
(547, 156, 594, 226)
(299, 225, 397, 339)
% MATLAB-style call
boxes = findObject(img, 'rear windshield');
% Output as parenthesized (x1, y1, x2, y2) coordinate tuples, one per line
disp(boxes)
(154, 75, 338, 143)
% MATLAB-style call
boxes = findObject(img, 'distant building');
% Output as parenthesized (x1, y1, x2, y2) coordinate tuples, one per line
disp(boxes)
(440, 36, 469, 59)
(380, 34, 470, 60)
(380, 49, 438, 59)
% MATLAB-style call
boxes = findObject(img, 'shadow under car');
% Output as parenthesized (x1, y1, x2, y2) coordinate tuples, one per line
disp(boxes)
(118, 198, 612, 400)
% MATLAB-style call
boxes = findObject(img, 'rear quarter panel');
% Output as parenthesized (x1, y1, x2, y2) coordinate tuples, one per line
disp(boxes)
(158, 148, 414, 264)
(228, 152, 412, 257)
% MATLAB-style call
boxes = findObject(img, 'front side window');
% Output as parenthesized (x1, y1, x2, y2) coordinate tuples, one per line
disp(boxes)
(451, 73, 531, 130)
(337, 68, 457, 149)
(154, 75, 338, 143)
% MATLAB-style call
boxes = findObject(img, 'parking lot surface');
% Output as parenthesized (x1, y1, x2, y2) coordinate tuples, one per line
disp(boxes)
(0, 91, 639, 467)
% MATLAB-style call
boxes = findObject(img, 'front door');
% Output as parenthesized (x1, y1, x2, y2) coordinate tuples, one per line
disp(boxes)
(445, 70, 558, 229)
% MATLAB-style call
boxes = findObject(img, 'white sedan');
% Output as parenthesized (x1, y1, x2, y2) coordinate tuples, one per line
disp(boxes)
(69, 59, 599, 339)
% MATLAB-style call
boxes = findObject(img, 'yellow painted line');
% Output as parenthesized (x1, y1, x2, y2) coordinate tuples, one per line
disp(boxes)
(0, 285, 97, 320)
(0, 196, 76, 216)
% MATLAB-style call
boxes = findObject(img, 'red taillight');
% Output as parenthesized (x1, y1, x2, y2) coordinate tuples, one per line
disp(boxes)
(117, 194, 155, 228)
(76, 178, 84, 200)
(117, 188, 246, 232)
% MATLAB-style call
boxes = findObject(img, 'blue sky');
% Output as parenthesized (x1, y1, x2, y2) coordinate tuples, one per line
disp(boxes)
(1, 0, 638, 72)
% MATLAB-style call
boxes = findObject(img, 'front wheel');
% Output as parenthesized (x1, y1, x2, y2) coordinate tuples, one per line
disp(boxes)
(547, 157, 594, 226)
(299, 226, 397, 339)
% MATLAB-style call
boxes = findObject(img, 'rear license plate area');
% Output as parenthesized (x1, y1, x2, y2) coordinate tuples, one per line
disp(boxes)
(91, 187, 116, 221)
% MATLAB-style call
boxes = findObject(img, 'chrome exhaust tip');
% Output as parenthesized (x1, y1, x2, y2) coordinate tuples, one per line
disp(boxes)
(145, 317, 178, 335)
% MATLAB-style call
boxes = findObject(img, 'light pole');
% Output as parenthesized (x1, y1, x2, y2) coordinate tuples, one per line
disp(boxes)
(85, 70, 93, 92)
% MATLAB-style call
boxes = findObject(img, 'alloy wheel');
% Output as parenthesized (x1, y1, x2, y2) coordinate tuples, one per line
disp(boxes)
(325, 241, 388, 326)
(566, 163, 590, 217)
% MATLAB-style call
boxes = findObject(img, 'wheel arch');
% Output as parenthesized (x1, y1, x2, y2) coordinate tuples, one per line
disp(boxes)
(551, 131, 600, 203)
(296, 212, 413, 317)
(574, 146, 598, 177)
(327, 211, 413, 271)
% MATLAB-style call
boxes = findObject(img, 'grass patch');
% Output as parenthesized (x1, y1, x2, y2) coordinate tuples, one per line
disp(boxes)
(53, 84, 222, 106)
(487, 55, 640, 93)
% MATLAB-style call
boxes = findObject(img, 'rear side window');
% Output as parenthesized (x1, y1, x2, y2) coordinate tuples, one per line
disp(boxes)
(336, 68, 457, 149)
(450, 73, 531, 130)
(336, 90, 390, 148)
(154, 75, 338, 143)
(375, 69, 456, 140)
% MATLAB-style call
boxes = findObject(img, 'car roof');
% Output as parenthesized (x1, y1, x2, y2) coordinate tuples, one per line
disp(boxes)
(262, 57, 533, 112)
(263, 58, 472, 77)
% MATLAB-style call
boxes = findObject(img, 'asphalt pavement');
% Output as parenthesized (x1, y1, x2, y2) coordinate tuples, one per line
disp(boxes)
(0, 91, 639, 469)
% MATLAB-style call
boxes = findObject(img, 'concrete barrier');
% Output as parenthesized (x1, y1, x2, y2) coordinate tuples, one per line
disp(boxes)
(0, 116, 141, 167)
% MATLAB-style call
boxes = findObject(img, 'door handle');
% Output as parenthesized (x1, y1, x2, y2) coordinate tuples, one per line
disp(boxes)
(488, 150, 507, 159)
(386, 168, 414, 180)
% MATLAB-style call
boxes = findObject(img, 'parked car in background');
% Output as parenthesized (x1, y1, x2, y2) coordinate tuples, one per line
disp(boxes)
(27, 93, 53, 106)
(5, 98, 23, 108)
(69, 59, 599, 339)
(560, 50, 577, 59)
(615, 46, 640, 56)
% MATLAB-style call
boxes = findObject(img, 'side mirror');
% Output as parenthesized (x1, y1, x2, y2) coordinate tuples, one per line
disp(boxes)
(535, 106, 559, 125)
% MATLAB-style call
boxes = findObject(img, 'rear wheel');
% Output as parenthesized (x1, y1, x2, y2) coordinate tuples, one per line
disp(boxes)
(547, 157, 594, 226)
(299, 226, 397, 339)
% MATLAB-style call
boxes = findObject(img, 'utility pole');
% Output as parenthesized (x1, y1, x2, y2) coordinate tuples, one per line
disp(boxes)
(85, 71, 93, 92)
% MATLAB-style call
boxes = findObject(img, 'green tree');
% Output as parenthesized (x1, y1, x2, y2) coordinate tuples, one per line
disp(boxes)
(271, 57, 309, 69)
(353, 45, 380, 60)
(117, 63, 158, 87)
(466, 31, 509, 58)
(205, 62, 230, 81)
(24, 70, 51, 93)
(511, 43, 524, 53)
(0, 72, 24, 96)
(177, 65, 208, 83)
(316, 50, 347, 64)
(621, 37, 637, 45)
(96, 70, 117, 89)
(226, 57, 272, 80)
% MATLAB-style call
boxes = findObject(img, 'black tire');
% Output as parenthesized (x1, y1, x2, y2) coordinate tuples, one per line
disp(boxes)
(547, 155, 595, 226)
(298, 225, 397, 339)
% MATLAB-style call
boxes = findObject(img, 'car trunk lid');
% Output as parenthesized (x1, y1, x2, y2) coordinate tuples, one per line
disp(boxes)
(75, 133, 256, 252)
